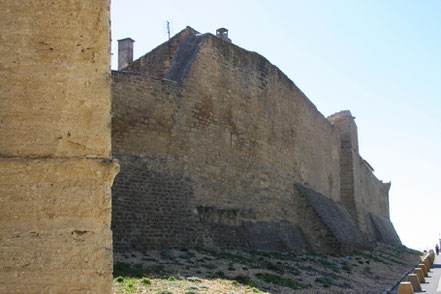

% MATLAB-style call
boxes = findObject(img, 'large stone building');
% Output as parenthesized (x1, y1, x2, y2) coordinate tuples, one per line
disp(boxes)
(111, 27, 400, 254)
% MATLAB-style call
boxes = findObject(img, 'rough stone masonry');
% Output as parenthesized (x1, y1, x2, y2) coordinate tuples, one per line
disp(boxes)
(111, 27, 401, 254)
(0, 1, 118, 293)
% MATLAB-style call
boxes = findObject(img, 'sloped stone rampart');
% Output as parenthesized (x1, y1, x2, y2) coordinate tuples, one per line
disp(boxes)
(295, 183, 369, 253)
(370, 213, 402, 245)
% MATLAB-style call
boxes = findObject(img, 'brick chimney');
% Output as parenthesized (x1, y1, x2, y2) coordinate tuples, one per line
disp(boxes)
(117, 38, 135, 70)
(216, 28, 231, 43)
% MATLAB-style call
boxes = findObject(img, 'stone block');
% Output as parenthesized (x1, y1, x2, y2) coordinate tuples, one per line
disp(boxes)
(414, 268, 425, 283)
(418, 264, 428, 277)
(398, 282, 414, 294)
(428, 250, 435, 261)
(423, 258, 431, 270)
(407, 274, 422, 292)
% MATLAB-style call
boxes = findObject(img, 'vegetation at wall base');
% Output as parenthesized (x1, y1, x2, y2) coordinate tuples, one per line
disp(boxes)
(112, 243, 421, 294)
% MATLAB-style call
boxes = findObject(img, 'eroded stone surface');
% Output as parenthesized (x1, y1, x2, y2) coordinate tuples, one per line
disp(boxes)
(0, 1, 111, 158)
(0, 159, 118, 293)
(0, 1, 115, 293)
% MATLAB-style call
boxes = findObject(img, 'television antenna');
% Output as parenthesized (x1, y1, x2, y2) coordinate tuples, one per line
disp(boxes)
(163, 20, 173, 40)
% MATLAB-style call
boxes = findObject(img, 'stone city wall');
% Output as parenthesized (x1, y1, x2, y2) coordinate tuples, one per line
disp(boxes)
(112, 32, 344, 252)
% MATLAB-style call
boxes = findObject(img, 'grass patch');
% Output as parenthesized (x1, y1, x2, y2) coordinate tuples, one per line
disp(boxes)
(200, 263, 217, 270)
(315, 276, 335, 287)
(113, 276, 139, 293)
(199, 250, 257, 267)
(160, 250, 175, 260)
(255, 273, 311, 290)
(340, 262, 352, 273)
(317, 258, 341, 273)
(113, 245, 420, 293)
(233, 275, 258, 287)
(299, 265, 315, 272)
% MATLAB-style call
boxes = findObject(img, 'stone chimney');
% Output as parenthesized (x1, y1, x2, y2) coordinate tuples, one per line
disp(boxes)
(216, 28, 231, 43)
(118, 38, 135, 70)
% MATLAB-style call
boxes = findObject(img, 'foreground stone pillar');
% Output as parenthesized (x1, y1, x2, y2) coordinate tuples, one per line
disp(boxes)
(0, 1, 118, 293)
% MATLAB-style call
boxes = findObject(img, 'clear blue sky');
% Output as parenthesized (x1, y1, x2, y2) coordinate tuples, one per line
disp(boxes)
(111, 0, 441, 251)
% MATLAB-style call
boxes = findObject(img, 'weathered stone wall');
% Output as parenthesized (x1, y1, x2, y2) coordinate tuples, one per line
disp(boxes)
(179, 35, 342, 204)
(328, 111, 397, 242)
(355, 156, 390, 219)
(112, 154, 204, 252)
(112, 71, 182, 157)
(112, 155, 310, 252)
(0, 1, 118, 293)
(112, 31, 344, 253)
